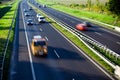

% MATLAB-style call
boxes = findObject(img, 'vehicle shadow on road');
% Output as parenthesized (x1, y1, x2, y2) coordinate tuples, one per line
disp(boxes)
(45, 46, 87, 61)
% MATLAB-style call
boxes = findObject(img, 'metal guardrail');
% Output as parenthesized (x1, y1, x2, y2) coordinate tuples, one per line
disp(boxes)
(34, 6, 120, 79)
(39, 7, 120, 61)
(0, 2, 19, 80)
(29, 1, 120, 79)
(32, 1, 120, 62)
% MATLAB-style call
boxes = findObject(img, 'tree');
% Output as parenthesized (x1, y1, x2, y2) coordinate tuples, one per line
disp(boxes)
(107, 0, 120, 15)
(87, 0, 92, 11)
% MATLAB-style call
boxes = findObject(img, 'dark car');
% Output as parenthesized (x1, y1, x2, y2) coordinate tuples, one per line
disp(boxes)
(25, 13, 30, 16)
(83, 21, 92, 27)
(27, 19, 33, 25)
(29, 7, 32, 10)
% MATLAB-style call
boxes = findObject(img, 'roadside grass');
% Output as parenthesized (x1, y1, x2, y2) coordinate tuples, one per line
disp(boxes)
(0, 6, 12, 18)
(37, 0, 120, 28)
(0, 0, 19, 80)
(36, 0, 108, 5)
(29, 3, 114, 74)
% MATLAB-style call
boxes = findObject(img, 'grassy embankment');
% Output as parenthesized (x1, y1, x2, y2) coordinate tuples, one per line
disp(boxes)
(38, 0, 120, 65)
(37, 0, 120, 29)
(29, 2, 114, 75)
(0, 0, 19, 80)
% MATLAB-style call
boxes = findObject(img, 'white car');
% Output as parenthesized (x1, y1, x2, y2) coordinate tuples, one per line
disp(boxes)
(25, 13, 30, 16)
(33, 35, 42, 39)
(38, 16, 45, 23)
(27, 19, 33, 25)
(36, 14, 41, 18)
(43, 4, 46, 8)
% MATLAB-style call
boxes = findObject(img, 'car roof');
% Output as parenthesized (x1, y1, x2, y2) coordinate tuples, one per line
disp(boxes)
(27, 19, 32, 21)
(34, 35, 42, 39)
(38, 16, 44, 18)
(33, 35, 46, 42)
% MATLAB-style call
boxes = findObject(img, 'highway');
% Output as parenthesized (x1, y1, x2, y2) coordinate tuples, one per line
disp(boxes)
(31, 0, 120, 55)
(9, 0, 114, 80)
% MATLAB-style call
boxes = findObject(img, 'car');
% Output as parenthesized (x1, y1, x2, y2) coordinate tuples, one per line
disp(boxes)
(36, 13, 41, 18)
(38, 5, 41, 7)
(43, 4, 46, 8)
(24, 9, 27, 12)
(76, 23, 87, 31)
(27, 19, 33, 25)
(37, 16, 45, 23)
(31, 35, 48, 56)
(25, 13, 30, 16)
(83, 21, 92, 27)
(29, 7, 32, 10)
(34, 35, 42, 39)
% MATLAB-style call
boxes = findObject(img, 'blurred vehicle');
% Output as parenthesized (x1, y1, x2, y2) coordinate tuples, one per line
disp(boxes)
(83, 21, 92, 27)
(29, 7, 32, 10)
(38, 16, 45, 23)
(38, 5, 41, 7)
(27, 19, 33, 25)
(31, 35, 48, 56)
(76, 23, 87, 31)
(24, 9, 27, 12)
(36, 13, 41, 18)
(43, 4, 46, 8)
(25, 13, 30, 16)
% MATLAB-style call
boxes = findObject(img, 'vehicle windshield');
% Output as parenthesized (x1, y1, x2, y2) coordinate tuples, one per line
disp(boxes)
(28, 19, 32, 22)
(39, 17, 45, 19)
(34, 41, 46, 46)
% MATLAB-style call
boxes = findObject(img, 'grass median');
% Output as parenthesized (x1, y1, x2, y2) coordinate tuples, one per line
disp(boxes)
(0, 0, 19, 80)
(37, 0, 120, 29)
(29, 2, 114, 75)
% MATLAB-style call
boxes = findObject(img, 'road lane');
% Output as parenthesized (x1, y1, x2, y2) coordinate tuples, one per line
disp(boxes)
(28, 2, 113, 80)
(9, 0, 114, 80)
(33, 2, 120, 54)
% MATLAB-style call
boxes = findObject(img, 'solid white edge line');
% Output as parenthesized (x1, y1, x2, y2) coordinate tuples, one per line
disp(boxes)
(30, 3, 114, 80)
(21, 2, 36, 80)
(100, 28, 120, 37)
(48, 24, 114, 80)
(54, 8, 120, 37)
(117, 42, 120, 45)
(54, 50, 60, 58)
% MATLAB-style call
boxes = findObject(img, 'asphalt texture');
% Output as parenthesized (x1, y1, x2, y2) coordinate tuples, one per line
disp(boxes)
(9, 0, 114, 80)
(31, 1, 120, 55)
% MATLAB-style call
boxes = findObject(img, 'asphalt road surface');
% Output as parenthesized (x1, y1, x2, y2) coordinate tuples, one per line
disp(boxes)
(9, 0, 114, 80)
(30, 0, 120, 55)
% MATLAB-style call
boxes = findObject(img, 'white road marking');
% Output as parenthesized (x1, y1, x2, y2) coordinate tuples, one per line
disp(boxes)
(100, 28, 120, 37)
(95, 32, 102, 35)
(72, 78, 75, 80)
(39, 28, 43, 31)
(49, 24, 114, 80)
(54, 50, 60, 58)
(117, 42, 120, 45)
(21, 3, 36, 80)
(45, 36, 48, 41)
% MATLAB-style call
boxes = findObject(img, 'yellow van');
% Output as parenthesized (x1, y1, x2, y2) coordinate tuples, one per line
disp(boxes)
(31, 35, 48, 56)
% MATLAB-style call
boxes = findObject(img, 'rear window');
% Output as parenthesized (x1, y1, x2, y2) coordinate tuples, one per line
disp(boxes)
(34, 41, 46, 46)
